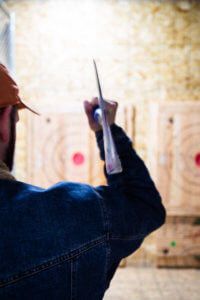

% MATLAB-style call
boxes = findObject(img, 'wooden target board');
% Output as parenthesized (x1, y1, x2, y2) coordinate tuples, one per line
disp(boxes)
(156, 216, 200, 268)
(148, 102, 200, 267)
(148, 102, 200, 216)
(27, 102, 135, 188)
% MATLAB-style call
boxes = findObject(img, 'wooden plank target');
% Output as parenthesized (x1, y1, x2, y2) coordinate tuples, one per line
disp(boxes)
(148, 102, 200, 267)
(156, 216, 200, 268)
(27, 102, 135, 188)
(148, 102, 200, 216)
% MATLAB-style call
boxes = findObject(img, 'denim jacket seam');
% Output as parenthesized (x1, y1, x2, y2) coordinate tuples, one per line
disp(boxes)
(71, 257, 77, 300)
(96, 191, 111, 291)
(0, 235, 107, 288)
(111, 233, 146, 241)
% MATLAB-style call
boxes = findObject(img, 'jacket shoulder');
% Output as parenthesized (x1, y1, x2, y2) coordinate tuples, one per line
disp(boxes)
(0, 180, 107, 284)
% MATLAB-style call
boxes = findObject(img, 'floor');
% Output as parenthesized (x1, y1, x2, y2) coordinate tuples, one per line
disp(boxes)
(104, 267, 200, 300)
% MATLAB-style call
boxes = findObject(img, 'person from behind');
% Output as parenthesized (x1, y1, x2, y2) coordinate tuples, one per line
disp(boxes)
(0, 62, 166, 299)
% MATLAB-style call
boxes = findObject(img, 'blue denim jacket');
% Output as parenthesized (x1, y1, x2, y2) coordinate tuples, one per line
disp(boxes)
(0, 124, 166, 300)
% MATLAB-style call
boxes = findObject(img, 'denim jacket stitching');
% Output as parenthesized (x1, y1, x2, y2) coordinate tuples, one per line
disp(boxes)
(96, 189, 111, 290)
(95, 190, 110, 235)
(111, 233, 147, 241)
(0, 236, 106, 288)
(71, 258, 77, 300)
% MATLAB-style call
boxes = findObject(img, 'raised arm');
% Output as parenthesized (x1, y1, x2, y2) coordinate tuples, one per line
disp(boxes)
(84, 98, 166, 259)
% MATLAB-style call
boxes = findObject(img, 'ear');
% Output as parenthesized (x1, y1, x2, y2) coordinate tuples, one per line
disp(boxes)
(0, 105, 12, 142)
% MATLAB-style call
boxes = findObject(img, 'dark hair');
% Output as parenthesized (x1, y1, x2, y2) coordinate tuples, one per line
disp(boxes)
(0, 106, 17, 116)
(0, 107, 6, 115)
(0, 105, 17, 170)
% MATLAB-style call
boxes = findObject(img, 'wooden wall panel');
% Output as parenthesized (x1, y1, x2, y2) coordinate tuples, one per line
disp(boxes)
(156, 216, 200, 268)
(27, 102, 135, 188)
(148, 102, 200, 216)
(148, 102, 200, 267)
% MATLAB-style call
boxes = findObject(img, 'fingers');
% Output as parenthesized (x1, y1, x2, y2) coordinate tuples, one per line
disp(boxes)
(84, 98, 118, 111)
(91, 97, 99, 107)
(83, 100, 93, 114)
(83, 100, 95, 126)
(90, 97, 118, 111)
(83, 97, 118, 131)
(103, 100, 118, 115)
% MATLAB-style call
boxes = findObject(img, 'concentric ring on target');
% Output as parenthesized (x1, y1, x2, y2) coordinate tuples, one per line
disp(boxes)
(42, 123, 88, 184)
(164, 122, 200, 196)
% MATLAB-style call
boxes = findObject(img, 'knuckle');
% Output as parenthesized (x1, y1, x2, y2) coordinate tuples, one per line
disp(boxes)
(110, 100, 118, 107)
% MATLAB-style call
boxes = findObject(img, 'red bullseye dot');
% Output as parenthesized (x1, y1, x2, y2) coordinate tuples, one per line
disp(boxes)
(72, 152, 85, 165)
(195, 153, 200, 167)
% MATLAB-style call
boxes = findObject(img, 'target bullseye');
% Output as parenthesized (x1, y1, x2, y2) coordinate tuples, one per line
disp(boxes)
(72, 152, 85, 165)
(195, 153, 200, 167)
